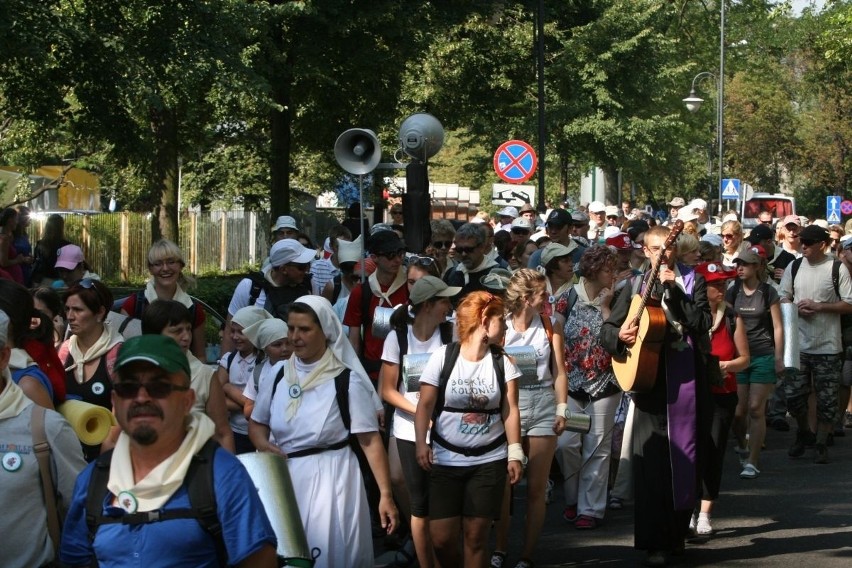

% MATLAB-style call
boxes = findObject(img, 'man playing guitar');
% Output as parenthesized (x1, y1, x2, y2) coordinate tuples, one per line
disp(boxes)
(600, 225, 713, 567)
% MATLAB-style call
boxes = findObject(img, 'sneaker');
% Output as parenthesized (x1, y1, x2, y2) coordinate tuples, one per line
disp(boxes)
(695, 514, 713, 536)
(814, 444, 829, 464)
(739, 463, 760, 479)
(545, 479, 554, 505)
(688, 510, 698, 535)
(490, 551, 507, 568)
(788, 430, 809, 458)
(644, 551, 667, 567)
(575, 515, 599, 529)
(562, 504, 578, 523)
(771, 418, 790, 432)
(608, 496, 624, 510)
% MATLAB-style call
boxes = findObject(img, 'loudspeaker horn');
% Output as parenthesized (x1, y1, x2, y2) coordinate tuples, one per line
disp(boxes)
(334, 128, 381, 175)
(398, 113, 444, 162)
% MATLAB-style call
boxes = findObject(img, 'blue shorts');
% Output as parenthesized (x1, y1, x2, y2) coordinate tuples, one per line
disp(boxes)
(737, 354, 776, 385)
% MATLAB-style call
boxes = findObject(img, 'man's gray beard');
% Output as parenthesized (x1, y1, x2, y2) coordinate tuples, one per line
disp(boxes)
(131, 425, 158, 445)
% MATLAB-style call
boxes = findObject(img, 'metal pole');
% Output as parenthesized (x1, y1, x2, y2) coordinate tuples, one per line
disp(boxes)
(536, 0, 546, 213)
(717, 0, 725, 216)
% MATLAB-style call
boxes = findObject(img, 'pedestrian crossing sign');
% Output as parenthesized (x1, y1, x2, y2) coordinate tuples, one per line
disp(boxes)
(721, 178, 740, 200)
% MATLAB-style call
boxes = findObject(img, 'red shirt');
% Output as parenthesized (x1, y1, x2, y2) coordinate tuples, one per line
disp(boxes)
(121, 293, 206, 329)
(343, 278, 408, 377)
(710, 312, 738, 394)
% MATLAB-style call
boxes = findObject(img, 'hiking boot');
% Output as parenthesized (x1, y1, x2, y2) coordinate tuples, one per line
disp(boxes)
(771, 418, 790, 432)
(788, 430, 809, 458)
(814, 444, 829, 464)
(804, 430, 817, 448)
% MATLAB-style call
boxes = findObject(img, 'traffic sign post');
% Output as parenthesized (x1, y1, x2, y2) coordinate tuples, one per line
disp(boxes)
(493, 140, 538, 184)
(721, 178, 741, 200)
(827, 195, 842, 224)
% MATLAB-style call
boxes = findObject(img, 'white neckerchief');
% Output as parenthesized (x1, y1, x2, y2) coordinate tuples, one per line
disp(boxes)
(547, 277, 574, 304)
(9, 347, 36, 372)
(709, 301, 727, 337)
(65, 324, 123, 383)
(574, 277, 600, 308)
(282, 349, 345, 420)
(368, 268, 406, 307)
(0, 375, 31, 420)
(107, 412, 215, 512)
(144, 280, 193, 308)
(457, 256, 498, 285)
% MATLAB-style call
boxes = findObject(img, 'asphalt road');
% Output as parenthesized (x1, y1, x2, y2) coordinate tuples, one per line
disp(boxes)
(377, 418, 852, 567)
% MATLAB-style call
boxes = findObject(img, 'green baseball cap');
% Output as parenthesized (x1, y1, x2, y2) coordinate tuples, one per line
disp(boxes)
(116, 335, 191, 378)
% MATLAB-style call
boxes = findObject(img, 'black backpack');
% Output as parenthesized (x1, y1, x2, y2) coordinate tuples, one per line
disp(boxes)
(132, 290, 198, 323)
(247, 272, 313, 321)
(84, 440, 227, 566)
(430, 342, 508, 457)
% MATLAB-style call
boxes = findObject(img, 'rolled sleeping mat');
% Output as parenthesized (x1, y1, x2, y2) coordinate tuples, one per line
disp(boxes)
(402, 346, 539, 391)
(781, 301, 800, 372)
(57, 400, 117, 446)
(371, 306, 397, 340)
(237, 452, 314, 567)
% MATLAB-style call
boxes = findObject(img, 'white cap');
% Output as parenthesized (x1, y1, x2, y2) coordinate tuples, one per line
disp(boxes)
(812, 219, 829, 229)
(497, 206, 519, 218)
(271, 215, 299, 232)
(268, 239, 316, 267)
(688, 199, 707, 211)
(605, 205, 619, 217)
(603, 226, 621, 240)
(722, 212, 739, 223)
(588, 201, 606, 213)
(337, 236, 363, 264)
(511, 217, 533, 231)
(677, 208, 699, 223)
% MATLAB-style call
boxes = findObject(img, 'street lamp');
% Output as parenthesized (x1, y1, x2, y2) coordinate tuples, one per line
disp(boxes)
(683, 0, 725, 216)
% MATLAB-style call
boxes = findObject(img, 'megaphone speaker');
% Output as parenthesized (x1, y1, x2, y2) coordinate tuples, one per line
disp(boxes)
(334, 128, 381, 175)
(399, 113, 444, 161)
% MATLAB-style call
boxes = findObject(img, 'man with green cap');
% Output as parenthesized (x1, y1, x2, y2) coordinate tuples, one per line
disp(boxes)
(60, 335, 278, 567)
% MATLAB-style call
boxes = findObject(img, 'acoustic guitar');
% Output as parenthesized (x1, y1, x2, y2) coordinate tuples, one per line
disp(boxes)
(611, 221, 684, 392)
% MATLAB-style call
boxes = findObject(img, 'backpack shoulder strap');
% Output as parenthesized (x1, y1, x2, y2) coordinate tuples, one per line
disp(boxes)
(433, 342, 461, 423)
(331, 274, 342, 304)
(31, 406, 60, 553)
(489, 344, 507, 409)
(225, 350, 238, 373)
(85, 450, 115, 541)
(438, 321, 454, 344)
(790, 257, 803, 295)
(729, 279, 741, 308)
(833, 259, 842, 298)
(334, 369, 352, 431)
(185, 440, 227, 568)
(133, 290, 147, 319)
(269, 364, 287, 400)
(395, 326, 408, 390)
(118, 315, 134, 335)
(540, 313, 554, 344)
(247, 272, 266, 307)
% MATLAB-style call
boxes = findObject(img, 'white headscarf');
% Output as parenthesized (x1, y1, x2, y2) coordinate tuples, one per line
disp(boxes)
(291, 295, 381, 412)
(242, 318, 288, 351)
(231, 306, 273, 330)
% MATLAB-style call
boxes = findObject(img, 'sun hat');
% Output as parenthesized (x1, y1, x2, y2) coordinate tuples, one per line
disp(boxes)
(271, 215, 299, 233)
(268, 239, 316, 267)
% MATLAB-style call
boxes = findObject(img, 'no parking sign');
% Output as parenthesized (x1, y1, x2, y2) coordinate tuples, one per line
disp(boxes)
(493, 140, 537, 184)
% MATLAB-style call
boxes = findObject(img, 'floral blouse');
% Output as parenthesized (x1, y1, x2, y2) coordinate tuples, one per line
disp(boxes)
(563, 298, 617, 398)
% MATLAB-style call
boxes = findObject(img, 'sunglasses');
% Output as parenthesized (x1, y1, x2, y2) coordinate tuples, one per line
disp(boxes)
(432, 240, 452, 249)
(722, 234, 736, 239)
(760, 220, 772, 225)
(377, 249, 405, 260)
(285, 262, 310, 271)
(800, 239, 822, 247)
(409, 255, 435, 267)
(113, 380, 189, 399)
(511, 228, 530, 235)
(454, 246, 478, 255)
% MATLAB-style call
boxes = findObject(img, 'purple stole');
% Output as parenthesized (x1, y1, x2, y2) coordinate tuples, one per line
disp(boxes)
(664, 266, 697, 511)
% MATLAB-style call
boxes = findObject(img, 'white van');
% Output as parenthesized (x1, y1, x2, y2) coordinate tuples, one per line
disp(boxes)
(740, 193, 796, 230)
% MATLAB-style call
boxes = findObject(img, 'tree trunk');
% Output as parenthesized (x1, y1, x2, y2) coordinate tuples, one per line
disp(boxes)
(269, 20, 290, 228)
(602, 165, 619, 206)
(151, 108, 179, 242)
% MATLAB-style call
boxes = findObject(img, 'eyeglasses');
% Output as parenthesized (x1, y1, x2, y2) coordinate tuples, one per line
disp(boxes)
(454, 246, 478, 255)
(113, 381, 189, 399)
(377, 249, 405, 260)
(285, 262, 310, 271)
(722, 234, 736, 240)
(150, 258, 182, 269)
(409, 255, 435, 267)
(432, 240, 452, 249)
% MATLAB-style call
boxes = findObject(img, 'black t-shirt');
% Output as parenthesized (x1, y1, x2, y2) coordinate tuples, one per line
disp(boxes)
(726, 281, 779, 357)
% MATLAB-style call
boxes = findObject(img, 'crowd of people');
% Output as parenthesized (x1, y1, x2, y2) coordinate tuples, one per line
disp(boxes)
(2, 198, 852, 568)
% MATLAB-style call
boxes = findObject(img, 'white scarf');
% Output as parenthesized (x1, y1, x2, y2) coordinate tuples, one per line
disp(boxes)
(108, 412, 215, 512)
(9, 347, 36, 372)
(144, 280, 193, 308)
(574, 277, 600, 308)
(281, 349, 345, 420)
(65, 323, 123, 383)
(0, 374, 31, 420)
(709, 301, 727, 337)
(456, 256, 498, 285)
(368, 268, 407, 307)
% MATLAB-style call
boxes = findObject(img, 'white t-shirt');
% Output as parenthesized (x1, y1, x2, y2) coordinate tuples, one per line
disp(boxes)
(504, 314, 553, 386)
(227, 277, 268, 317)
(419, 345, 521, 466)
(382, 325, 446, 441)
(780, 256, 852, 354)
(243, 358, 286, 402)
(219, 350, 259, 434)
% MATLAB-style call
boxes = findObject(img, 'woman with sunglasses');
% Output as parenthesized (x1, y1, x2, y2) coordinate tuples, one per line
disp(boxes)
(58, 279, 123, 460)
(720, 220, 744, 268)
(381, 276, 459, 568)
(429, 219, 457, 278)
(492, 269, 568, 568)
(120, 239, 207, 360)
(414, 291, 523, 568)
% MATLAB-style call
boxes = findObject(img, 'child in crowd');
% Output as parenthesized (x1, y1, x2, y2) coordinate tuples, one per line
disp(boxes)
(218, 306, 270, 454)
(241, 318, 292, 419)
(141, 300, 234, 452)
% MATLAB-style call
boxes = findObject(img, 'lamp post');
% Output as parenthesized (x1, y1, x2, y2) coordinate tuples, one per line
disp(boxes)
(683, 1, 725, 215)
